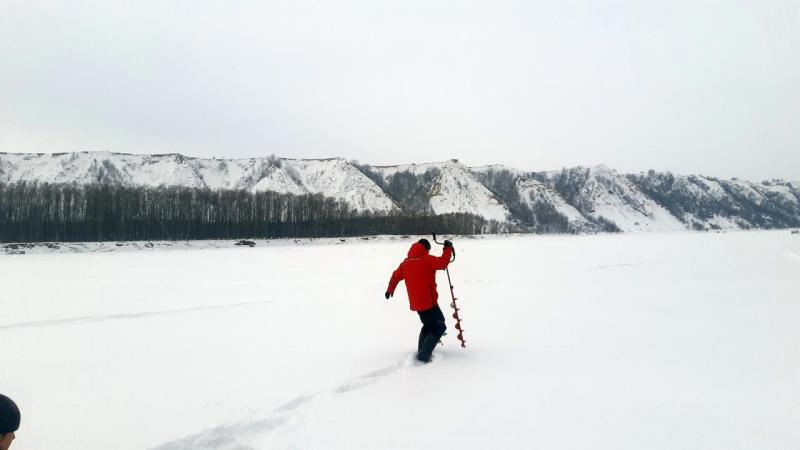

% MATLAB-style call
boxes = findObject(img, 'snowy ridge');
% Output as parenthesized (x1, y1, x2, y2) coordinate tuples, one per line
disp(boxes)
(535, 165, 687, 232)
(472, 164, 597, 232)
(516, 178, 590, 225)
(628, 171, 800, 230)
(276, 158, 399, 212)
(572, 165, 686, 232)
(0, 152, 397, 213)
(1, 151, 799, 231)
(250, 164, 306, 196)
(369, 160, 511, 222)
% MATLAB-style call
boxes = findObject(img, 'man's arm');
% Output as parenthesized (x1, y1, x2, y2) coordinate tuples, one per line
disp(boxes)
(429, 247, 454, 271)
(386, 266, 404, 297)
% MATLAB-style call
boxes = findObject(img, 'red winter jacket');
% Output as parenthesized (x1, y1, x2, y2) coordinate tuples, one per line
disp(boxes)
(387, 242, 454, 311)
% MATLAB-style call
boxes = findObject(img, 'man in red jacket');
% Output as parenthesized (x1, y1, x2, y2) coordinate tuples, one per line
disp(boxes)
(385, 238, 454, 362)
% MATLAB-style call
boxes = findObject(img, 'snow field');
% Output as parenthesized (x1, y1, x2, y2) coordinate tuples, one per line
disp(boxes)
(1, 231, 799, 449)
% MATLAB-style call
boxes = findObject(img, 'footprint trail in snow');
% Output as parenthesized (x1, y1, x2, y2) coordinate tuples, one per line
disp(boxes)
(152, 355, 420, 450)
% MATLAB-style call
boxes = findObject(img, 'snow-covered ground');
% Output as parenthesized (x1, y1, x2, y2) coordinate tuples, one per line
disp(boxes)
(2, 231, 799, 449)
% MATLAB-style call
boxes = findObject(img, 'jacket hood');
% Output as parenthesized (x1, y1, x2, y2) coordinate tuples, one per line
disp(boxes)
(407, 242, 429, 258)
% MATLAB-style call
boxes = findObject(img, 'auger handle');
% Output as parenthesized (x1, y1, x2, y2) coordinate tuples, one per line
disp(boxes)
(431, 232, 456, 262)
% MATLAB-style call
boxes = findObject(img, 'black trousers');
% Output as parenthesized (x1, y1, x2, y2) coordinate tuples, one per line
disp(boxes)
(417, 304, 447, 338)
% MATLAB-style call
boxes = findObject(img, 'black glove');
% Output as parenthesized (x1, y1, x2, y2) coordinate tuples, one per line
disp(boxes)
(385, 291, 393, 299)
(444, 240, 453, 249)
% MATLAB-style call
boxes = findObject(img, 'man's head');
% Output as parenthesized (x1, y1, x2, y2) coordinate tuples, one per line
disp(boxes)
(417, 239, 431, 251)
(0, 394, 20, 450)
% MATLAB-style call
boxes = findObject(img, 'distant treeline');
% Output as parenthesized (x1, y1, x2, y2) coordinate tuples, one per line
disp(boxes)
(0, 182, 496, 243)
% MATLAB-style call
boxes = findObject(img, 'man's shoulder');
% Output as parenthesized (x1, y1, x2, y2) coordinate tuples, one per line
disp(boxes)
(403, 256, 424, 263)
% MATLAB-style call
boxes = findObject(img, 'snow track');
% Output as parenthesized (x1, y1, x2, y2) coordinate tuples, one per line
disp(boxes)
(154, 357, 418, 450)
(0, 301, 271, 331)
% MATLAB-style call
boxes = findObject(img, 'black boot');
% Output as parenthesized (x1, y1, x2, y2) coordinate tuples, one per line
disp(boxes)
(418, 329, 426, 353)
(416, 332, 439, 363)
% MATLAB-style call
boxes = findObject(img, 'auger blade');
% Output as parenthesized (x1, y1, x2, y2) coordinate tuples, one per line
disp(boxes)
(437, 255, 466, 349)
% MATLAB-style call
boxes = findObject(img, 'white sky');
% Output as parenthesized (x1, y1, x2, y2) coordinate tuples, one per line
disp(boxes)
(1, 0, 798, 180)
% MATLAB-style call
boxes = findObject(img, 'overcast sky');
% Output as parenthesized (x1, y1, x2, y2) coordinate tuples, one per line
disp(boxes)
(1, 1, 798, 179)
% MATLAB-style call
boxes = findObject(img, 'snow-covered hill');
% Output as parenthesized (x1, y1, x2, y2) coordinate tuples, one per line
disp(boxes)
(1, 151, 799, 231)
(251, 158, 399, 212)
(0, 152, 398, 213)
(628, 171, 800, 230)
(534, 165, 688, 232)
(472, 165, 598, 232)
(367, 160, 512, 223)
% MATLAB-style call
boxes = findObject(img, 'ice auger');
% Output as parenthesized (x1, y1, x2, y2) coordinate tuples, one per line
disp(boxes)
(432, 232, 466, 348)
